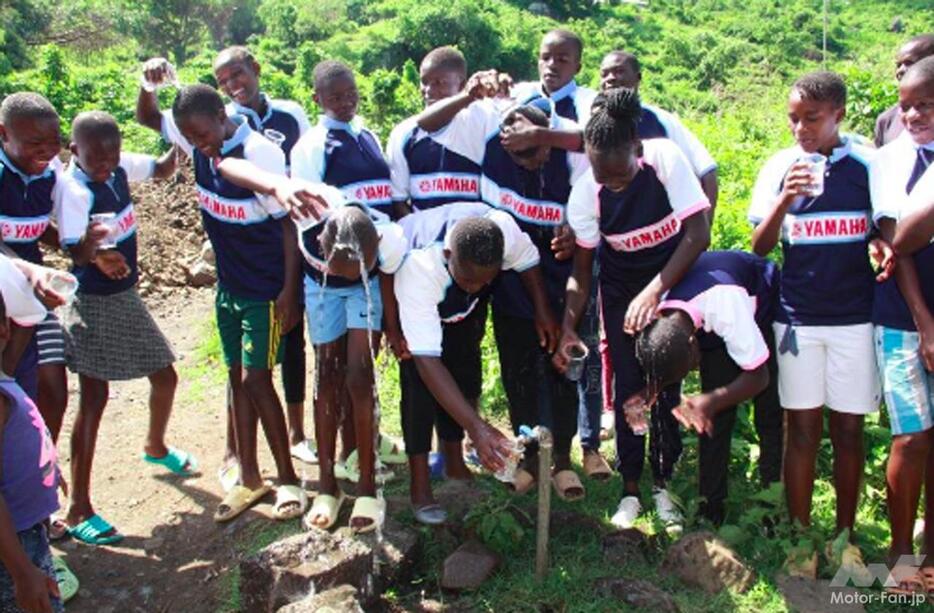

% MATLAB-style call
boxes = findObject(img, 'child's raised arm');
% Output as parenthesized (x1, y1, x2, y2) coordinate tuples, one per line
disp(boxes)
(135, 58, 173, 133)
(416, 69, 510, 133)
(151, 145, 181, 180)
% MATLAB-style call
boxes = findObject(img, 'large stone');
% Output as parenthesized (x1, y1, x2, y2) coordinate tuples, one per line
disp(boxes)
(661, 531, 755, 594)
(441, 540, 500, 591)
(185, 259, 216, 287)
(593, 577, 680, 612)
(276, 585, 362, 613)
(602, 528, 656, 565)
(775, 576, 866, 613)
(240, 528, 373, 613)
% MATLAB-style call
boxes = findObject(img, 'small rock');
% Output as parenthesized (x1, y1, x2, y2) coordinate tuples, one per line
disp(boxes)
(185, 260, 216, 287)
(602, 528, 656, 564)
(594, 577, 680, 612)
(276, 584, 362, 613)
(775, 575, 866, 613)
(661, 531, 755, 594)
(200, 240, 215, 266)
(441, 540, 500, 591)
(890, 16, 904, 33)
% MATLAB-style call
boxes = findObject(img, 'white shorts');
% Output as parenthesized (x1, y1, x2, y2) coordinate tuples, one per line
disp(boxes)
(774, 322, 880, 414)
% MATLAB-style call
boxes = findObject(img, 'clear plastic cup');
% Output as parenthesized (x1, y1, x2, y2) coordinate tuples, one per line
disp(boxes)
(263, 129, 286, 148)
(140, 61, 180, 92)
(563, 342, 589, 382)
(622, 395, 650, 436)
(493, 439, 525, 483)
(800, 153, 826, 198)
(46, 271, 78, 304)
(90, 212, 117, 250)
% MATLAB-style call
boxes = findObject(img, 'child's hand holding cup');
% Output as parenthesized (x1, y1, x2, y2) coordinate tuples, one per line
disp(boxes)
(90, 212, 117, 250)
(140, 58, 180, 92)
(798, 153, 826, 198)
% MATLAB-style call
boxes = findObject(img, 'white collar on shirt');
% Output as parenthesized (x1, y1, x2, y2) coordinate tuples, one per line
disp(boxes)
(539, 79, 578, 103)
(318, 115, 364, 138)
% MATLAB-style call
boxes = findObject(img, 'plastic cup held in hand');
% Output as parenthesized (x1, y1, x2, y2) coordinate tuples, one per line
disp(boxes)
(800, 153, 826, 198)
(493, 439, 525, 484)
(141, 61, 180, 92)
(90, 212, 117, 250)
(563, 342, 589, 382)
(46, 272, 78, 304)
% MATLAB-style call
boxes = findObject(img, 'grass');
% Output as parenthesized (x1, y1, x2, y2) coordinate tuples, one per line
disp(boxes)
(188, 314, 908, 612)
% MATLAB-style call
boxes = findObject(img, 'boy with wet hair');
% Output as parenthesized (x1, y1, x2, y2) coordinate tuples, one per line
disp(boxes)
(137, 46, 316, 476)
(292, 60, 394, 219)
(387, 46, 481, 218)
(0, 93, 69, 449)
(632, 251, 779, 525)
(162, 83, 307, 523)
(394, 202, 550, 523)
(875, 34, 934, 147)
(871, 56, 934, 593)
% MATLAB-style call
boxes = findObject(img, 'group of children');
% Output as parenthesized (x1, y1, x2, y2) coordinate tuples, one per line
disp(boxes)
(1, 26, 934, 612)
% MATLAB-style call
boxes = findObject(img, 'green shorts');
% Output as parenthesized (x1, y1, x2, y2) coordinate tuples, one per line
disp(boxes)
(215, 287, 283, 370)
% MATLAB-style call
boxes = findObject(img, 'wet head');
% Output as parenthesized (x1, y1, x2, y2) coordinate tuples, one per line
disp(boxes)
(70, 111, 122, 183)
(635, 310, 698, 390)
(313, 60, 358, 124)
(899, 56, 934, 146)
(446, 217, 504, 294)
(895, 34, 934, 82)
(214, 46, 262, 109)
(419, 46, 467, 106)
(787, 71, 846, 155)
(538, 30, 582, 94)
(0, 92, 62, 176)
(320, 205, 378, 282)
(173, 84, 230, 159)
(600, 51, 641, 92)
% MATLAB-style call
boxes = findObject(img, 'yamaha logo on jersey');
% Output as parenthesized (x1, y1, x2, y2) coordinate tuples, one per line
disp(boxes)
(0, 215, 50, 243)
(603, 213, 681, 252)
(784, 212, 870, 244)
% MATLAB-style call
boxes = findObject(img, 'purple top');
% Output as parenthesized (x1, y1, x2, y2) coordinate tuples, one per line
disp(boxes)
(0, 376, 58, 532)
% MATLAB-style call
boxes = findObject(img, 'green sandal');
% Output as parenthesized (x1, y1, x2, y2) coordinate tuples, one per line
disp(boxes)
(67, 514, 123, 546)
(52, 556, 79, 603)
(142, 447, 198, 476)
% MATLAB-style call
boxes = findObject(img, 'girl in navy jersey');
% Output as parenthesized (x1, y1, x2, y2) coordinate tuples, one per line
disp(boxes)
(555, 87, 711, 531)
(749, 71, 880, 579)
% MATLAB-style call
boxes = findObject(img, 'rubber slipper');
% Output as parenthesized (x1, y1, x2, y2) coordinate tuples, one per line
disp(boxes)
(508, 468, 536, 495)
(350, 496, 385, 534)
(142, 447, 198, 477)
(53, 556, 79, 603)
(303, 491, 346, 530)
(552, 469, 585, 502)
(290, 439, 318, 464)
(214, 483, 272, 523)
(218, 461, 239, 494)
(273, 484, 308, 520)
(49, 517, 68, 542)
(67, 514, 123, 545)
(582, 451, 612, 480)
(378, 435, 406, 465)
(334, 450, 396, 484)
(413, 503, 447, 526)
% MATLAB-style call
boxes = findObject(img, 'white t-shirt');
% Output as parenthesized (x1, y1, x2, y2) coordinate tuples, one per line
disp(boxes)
(0, 255, 46, 326)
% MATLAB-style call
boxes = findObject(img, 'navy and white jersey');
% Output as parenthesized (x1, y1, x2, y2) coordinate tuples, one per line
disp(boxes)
(432, 99, 589, 318)
(395, 203, 540, 356)
(748, 137, 875, 326)
(295, 184, 405, 289)
(291, 115, 393, 219)
(386, 117, 481, 211)
(872, 133, 934, 331)
(162, 94, 310, 171)
(57, 153, 155, 295)
(660, 250, 779, 369)
(0, 149, 62, 264)
(165, 115, 289, 301)
(637, 104, 717, 178)
(512, 79, 598, 124)
(569, 138, 710, 301)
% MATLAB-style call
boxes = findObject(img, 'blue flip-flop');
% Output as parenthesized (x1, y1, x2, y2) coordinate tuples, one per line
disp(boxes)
(142, 447, 198, 476)
(67, 514, 123, 546)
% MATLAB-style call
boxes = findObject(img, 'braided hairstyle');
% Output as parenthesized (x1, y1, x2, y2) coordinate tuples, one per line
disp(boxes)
(584, 86, 642, 154)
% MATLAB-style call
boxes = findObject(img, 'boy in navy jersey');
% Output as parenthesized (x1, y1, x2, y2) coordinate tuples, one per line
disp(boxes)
(632, 251, 779, 525)
(292, 61, 394, 220)
(162, 85, 305, 523)
(874, 34, 934, 148)
(749, 71, 880, 579)
(387, 47, 481, 218)
(416, 72, 587, 501)
(137, 47, 317, 480)
(395, 203, 549, 522)
(871, 57, 934, 591)
(0, 93, 70, 448)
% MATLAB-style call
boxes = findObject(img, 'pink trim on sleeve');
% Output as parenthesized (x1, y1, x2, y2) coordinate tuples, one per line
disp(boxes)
(740, 349, 770, 371)
(676, 199, 712, 220)
(658, 299, 703, 329)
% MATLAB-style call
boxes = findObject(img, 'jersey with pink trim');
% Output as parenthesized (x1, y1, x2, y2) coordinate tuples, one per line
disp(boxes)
(748, 138, 875, 325)
(659, 251, 778, 370)
(567, 138, 709, 301)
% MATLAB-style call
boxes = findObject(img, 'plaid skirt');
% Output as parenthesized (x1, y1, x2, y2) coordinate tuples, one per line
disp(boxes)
(62, 287, 175, 381)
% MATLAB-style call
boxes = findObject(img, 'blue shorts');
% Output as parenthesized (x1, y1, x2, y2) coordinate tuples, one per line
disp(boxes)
(875, 326, 934, 436)
(0, 524, 63, 613)
(303, 275, 382, 346)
